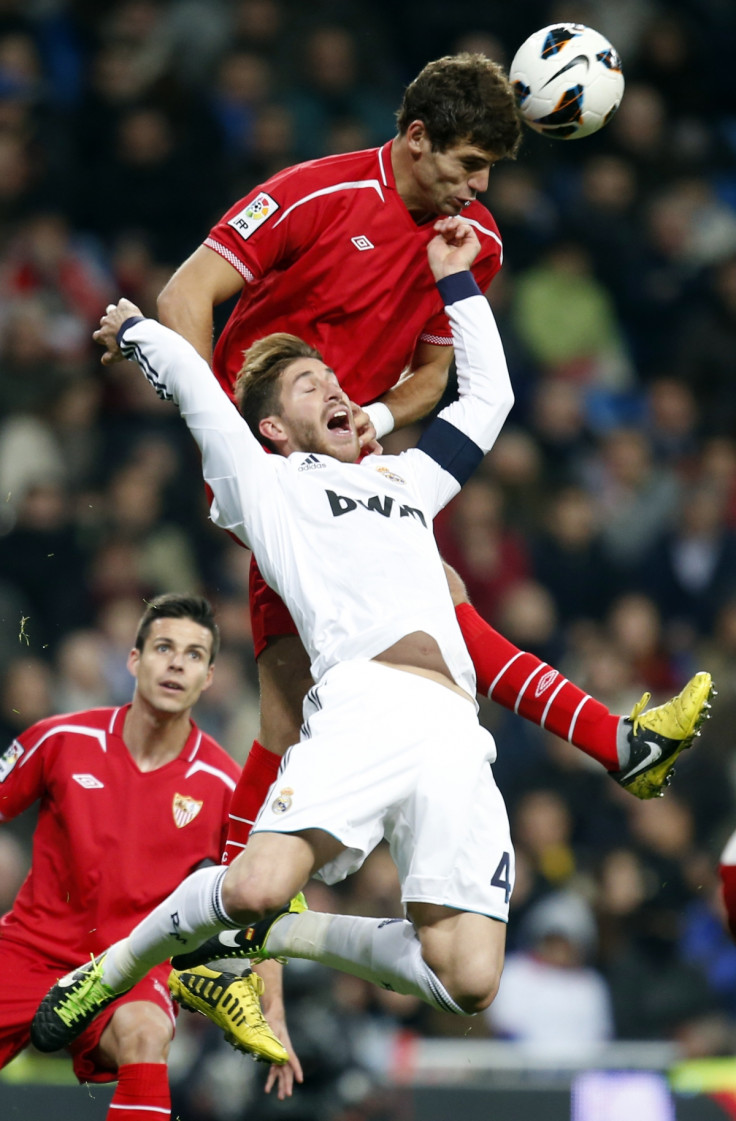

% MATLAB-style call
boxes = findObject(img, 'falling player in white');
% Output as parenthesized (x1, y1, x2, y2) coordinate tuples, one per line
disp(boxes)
(33, 216, 518, 1049)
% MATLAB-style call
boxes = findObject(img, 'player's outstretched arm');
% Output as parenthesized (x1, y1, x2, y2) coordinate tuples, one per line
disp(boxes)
(158, 245, 245, 365)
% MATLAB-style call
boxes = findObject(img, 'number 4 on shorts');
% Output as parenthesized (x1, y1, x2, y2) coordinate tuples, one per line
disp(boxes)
(491, 851, 512, 904)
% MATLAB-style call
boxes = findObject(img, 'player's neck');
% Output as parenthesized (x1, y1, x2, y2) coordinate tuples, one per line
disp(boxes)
(123, 699, 192, 772)
(390, 135, 434, 225)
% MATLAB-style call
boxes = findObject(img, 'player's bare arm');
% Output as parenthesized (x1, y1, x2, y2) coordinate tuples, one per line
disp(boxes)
(371, 340, 454, 432)
(158, 245, 245, 364)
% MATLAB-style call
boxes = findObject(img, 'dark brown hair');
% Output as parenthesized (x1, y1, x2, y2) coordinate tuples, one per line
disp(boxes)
(396, 53, 521, 158)
(135, 593, 219, 663)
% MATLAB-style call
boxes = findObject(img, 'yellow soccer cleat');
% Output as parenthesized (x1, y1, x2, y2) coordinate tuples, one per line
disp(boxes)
(611, 671, 715, 799)
(169, 965, 289, 1064)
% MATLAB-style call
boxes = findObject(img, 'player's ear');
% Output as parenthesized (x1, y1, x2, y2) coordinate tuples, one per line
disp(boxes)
(127, 647, 140, 678)
(201, 663, 215, 692)
(259, 415, 287, 446)
(406, 120, 429, 156)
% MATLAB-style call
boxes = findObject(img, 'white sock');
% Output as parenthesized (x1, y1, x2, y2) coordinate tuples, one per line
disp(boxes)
(101, 866, 237, 991)
(266, 911, 468, 1015)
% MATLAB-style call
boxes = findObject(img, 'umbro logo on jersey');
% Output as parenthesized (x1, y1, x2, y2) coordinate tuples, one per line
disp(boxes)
(73, 773, 104, 789)
(298, 454, 326, 472)
(535, 669, 559, 698)
(351, 235, 374, 251)
(228, 192, 279, 242)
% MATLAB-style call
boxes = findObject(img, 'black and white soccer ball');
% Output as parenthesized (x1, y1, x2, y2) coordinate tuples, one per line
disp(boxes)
(510, 23, 624, 140)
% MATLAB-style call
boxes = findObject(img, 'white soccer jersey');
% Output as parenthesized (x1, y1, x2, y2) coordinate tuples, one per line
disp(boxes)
(119, 272, 514, 696)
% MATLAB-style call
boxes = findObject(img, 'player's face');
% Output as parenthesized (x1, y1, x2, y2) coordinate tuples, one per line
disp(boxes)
(128, 617, 214, 714)
(408, 127, 498, 216)
(263, 358, 360, 462)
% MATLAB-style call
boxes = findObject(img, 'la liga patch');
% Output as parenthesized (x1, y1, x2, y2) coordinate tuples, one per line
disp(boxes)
(227, 192, 279, 241)
(0, 740, 24, 782)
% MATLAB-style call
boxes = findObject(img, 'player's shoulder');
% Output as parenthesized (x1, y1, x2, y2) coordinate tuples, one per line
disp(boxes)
(188, 724, 241, 783)
(463, 199, 502, 252)
(268, 146, 382, 195)
(16, 706, 117, 747)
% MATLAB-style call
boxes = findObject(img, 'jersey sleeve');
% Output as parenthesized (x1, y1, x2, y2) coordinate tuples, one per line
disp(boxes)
(0, 720, 53, 821)
(204, 167, 322, 284)
(118, 317, 281, 550)
(403, 271, 514, 516)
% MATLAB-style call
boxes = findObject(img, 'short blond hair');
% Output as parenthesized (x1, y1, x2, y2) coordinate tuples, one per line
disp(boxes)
(235, 333, 324, 450)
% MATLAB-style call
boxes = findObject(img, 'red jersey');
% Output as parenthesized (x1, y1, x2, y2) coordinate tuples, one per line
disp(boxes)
(0, 706, 240, 965)
(206, 140, 504, 404)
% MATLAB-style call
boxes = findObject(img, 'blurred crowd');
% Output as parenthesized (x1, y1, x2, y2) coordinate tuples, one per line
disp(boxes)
(0, 0, 736, 1117)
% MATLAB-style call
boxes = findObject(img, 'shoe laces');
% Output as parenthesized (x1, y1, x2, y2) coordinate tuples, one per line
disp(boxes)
(58, 956, 110, 1027)
(235, 973, 274, 1029)
(628, 692, 652, 734)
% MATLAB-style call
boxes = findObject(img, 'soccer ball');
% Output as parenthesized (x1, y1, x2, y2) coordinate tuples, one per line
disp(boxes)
(509, 23, 624, 140)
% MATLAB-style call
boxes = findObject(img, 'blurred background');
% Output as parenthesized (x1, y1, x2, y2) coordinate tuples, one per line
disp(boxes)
(0, 0, 735, 1118)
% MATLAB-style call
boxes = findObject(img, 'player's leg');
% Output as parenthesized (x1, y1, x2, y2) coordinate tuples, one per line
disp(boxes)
(222, 559, 313, 866)
(446, 561, 714, 796)
(0, 941, 62, 1070)
(720, 828, 736, 941)
(31, 830, 334, 1052)
(97, 1001, 173, 1121)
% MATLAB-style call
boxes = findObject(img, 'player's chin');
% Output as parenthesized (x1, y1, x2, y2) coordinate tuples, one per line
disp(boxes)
(324, 431, 359, 462)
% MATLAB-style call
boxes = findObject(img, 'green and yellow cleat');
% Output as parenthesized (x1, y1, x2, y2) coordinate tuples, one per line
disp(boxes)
(611, 671, 715, 799)
(171, 892, 308, 970)
(30, 953, 123, 1052)
(169, 965, 289, 1064)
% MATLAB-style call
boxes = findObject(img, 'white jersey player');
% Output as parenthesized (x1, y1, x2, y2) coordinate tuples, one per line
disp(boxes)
(32, 217, 518, 1052)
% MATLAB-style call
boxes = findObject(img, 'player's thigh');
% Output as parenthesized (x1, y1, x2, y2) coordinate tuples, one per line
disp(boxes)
(97, 1000, 173, 1068)
(408, 902, 507, 1004)
(222, 828, 341, 920)
(257, 635, 314, 753)
(0, 942, 66, 1068)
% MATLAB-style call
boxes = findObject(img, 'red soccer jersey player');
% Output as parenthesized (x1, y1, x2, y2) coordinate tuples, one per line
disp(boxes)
(0, 594, 295, 1119)
(153, 55, 712, 864)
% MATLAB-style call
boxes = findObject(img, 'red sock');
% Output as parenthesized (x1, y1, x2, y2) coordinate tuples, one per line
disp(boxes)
(107, 1062, 170, 1120)
(222, 740, 282, 864)
(455, 602, 620, 770)
(720, 833, 736, 942)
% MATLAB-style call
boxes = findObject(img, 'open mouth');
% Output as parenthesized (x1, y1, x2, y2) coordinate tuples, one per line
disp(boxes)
(160, 680, 184, 692)
(327, 409, 351, 434)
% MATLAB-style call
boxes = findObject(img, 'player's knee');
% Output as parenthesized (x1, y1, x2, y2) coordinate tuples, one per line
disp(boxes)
(105, 1003, 172, 1065)
(422, 946, 502, 1015)
(222, 869, 291, 924)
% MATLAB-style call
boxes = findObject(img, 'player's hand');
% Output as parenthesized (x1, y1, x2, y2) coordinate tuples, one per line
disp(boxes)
(351, 401, 383, 456)
(263, 1015, 303, 1099)
(427, 217, 481, 280)
(92, 298, 143, 366)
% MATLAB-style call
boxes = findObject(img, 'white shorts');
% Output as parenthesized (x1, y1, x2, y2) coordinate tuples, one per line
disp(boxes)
(252, 660, 514, 921)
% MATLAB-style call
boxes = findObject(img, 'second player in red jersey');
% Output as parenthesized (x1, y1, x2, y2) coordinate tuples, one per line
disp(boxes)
(0, 594, 298, 1117)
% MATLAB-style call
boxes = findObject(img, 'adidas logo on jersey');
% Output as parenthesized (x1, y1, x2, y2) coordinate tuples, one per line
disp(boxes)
(298, 454, 326, 472)
(72, 773, 105, 789)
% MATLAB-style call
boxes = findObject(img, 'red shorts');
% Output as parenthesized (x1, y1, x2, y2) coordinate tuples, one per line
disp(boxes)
(0, 938, 175, 1083)
(249, 553, 298, 659)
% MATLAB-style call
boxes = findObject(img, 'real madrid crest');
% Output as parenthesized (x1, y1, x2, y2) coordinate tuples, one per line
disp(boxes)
(272, 787, 294, 814)
(172, 792, 204, 828)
